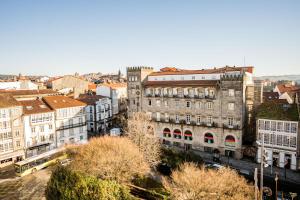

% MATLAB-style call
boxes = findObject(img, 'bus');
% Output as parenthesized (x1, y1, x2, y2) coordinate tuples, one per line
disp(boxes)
(14, 148, 67, 177)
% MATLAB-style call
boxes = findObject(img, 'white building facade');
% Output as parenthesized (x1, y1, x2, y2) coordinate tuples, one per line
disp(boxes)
(257, 118, 299, 170)
(0, 94, 24, 168)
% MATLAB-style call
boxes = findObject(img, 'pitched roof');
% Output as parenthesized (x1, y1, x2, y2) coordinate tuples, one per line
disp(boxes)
(276, 84, 300, 94)
(43, 96, 86, 109)
(19, 99, 53, 115)
(143, 80, 218, 87)
(149, 66, 254, 76)
(263, 92, 279, 101)
(0, 94, 20, 108)
(0, 89, 59, 96)
(77, 94, 107, 105)
(100, 82, 127, 89)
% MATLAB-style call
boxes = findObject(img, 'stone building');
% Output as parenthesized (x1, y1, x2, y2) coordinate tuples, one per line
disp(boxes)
(0, 94, 24, 168)
(50, 75, 90, 98)
(127, 66, 255, 159)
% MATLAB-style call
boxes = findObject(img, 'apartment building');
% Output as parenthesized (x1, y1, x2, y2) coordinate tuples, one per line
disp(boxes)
(78, 94, 112, 133)
(127, 66, 255, 159)
(96, 82, 127, 115)
(19, 99, 56, 158)
(0, 94, 24, 168)
(256, 102, 299, 170)
(43, 96, 88, 147)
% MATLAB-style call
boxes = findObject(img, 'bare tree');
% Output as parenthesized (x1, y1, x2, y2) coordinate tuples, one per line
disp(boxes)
(127, 112, 161, 167)
(68, 136, 150, 184)
(163, 163, 254, 200)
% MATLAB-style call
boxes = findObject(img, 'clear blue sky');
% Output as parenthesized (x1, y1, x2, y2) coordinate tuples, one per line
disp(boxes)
(0, 0, 299, 76)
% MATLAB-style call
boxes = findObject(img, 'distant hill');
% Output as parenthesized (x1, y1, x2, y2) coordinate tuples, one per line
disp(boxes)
(256, 75, 300, 84)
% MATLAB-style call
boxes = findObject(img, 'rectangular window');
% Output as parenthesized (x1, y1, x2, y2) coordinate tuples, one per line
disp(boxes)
(291, 123, 297, 133)
(264, 121, 270, 130)
(148, 100, 152, 106)
(175, 114, 179, 123)
(264, 133, 270, 144)
(283, 136, 289, 147)
(156, 112, 160, 121)
(186, 101, 191, 108)
(156, 100, 161, 107)
(69, 128, 74, 136)
(31, 127, 35, 133)
(207, 102, 213, 110)
(196, 115, 201, 125)
(49, 124, 52, 130)
(284, 123, 290, 132)
(207, 116, 212, 124)
(228, 103, 235, 111)
(290, 137, 296, 148)
(39, 125, 44, 132)
(277, 122, 283, 132)
(258, 120, 264, 130)
(228, 117, 234, 126)
(228, 89, 235, 97)
(276, 135, 282, 146)
(271, 121, 276, 131)
(270, 134, 275, 145)
(186, 114, 191, 124)
(16, 140, 20, 147)
(165, 113, 169, 122)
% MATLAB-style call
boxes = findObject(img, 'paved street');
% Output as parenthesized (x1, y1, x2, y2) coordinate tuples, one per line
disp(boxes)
(0, 166, 52, 200)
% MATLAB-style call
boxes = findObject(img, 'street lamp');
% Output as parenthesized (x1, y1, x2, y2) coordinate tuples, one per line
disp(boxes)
(275, 172, 278, 200)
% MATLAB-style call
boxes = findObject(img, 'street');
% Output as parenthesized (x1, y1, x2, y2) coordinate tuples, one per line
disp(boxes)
(0, 165, 52, 200)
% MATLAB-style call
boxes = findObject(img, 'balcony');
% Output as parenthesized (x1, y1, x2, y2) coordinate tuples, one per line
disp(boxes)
(223, 124, 240, 130)
(56, 122, 87, 131)
(205, 95, 216, 100)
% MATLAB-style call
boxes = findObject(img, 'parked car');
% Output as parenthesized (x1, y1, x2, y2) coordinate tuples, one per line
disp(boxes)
(59, 158, 72, 166)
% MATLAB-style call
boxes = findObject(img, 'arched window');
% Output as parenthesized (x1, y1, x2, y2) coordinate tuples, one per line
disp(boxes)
(204, 133, 214, 144)
(225, 135, 236, 147)
(173, 129, 182, 139)
(163, 128, 171, 138)
(184, 130, 193, 140)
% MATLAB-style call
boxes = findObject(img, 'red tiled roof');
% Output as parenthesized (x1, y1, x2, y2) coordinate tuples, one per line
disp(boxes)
(88, 83, 97, 90)
(149, 66, 254, 76)
(100, 82, 127, 89)
(276, 84, 300, 94)
(143, 80, 218, 87)
(43, 96, 86, 109)
(77, 94, 107, 105)
(0, 89, 59, 96)
(0, 94, 20, 108)
(19, 99, 53, 115)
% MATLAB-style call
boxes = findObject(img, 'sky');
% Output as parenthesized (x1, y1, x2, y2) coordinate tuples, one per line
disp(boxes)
(0, 0, 299, 76)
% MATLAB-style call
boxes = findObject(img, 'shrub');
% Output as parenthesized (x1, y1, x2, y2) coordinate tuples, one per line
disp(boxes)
(45, 166, 133, 200)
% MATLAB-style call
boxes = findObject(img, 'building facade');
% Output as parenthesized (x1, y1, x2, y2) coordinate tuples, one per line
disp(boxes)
(256, 102, 299, 170)
(96, 83, 127, 115)
(0, 94, 24, 168)
(20, 100, 56, 158)
(127, 66, 255, 159)
(43, 96, 88, 147)
(78, 94, 112, 133)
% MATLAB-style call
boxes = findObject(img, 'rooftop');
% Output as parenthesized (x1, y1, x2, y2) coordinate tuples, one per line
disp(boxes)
(276, 84, 300, 94)
(77, 94, 107, 105)
(0, 94, 20, 108)
(263, 92, 279, 101)
(43, 96, 86, 109)
(19, 99, 53, 115)
(256, 101, 299, 121)
(0, 89, 59, 96)
(148, 66, 254, 76)
(100, 82, 127, 89)
(143, 80, 218, 87)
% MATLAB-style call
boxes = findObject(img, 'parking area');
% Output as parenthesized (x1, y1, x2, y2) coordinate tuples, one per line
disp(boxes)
(0, 166, 52, 200)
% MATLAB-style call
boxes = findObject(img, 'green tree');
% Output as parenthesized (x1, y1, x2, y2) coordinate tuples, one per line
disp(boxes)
(45, 166, 133, 200)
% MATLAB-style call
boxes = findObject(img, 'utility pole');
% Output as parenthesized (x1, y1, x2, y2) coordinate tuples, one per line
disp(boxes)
(260, 133, 264, 200)
(254, 168, 258, 200)
(275, 172, 278, 200)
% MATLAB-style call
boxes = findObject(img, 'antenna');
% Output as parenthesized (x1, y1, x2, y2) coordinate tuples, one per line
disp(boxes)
(243, 56, 246, 67)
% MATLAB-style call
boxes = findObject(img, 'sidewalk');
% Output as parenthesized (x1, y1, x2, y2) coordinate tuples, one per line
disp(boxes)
(192, 150, 300, 184)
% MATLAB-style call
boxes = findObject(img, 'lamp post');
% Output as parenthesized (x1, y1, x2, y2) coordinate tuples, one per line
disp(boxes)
(275, 172, 278, 200)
